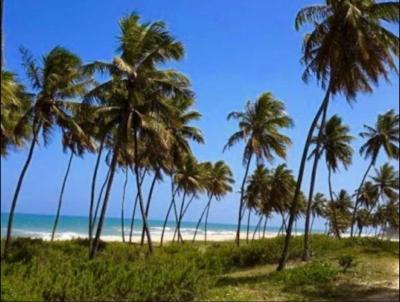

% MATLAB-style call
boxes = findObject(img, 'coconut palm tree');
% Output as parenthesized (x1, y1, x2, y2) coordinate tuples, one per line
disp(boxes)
(1, 70, 31, 156)
(310, 192, 327, 234)
(326, 189, 353, 238)
(303, 115, 353, 260)
(85, 13, 193, 258)
(351, 110, 400, 235)
(4, 47, 92, 259)
(280, 0, 399, 270)
(371, 163, 399, 205)
(224, 92, 293, 246)
(192, 161, 234, 242)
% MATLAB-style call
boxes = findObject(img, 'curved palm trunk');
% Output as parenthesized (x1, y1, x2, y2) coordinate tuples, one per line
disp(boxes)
(350, 159, 374, 237)
(246, 208, 251, 243)
(328, 167, 341, 239)
(4, 121, 40, 259)
(160, 180, 178, 246)
(252, 216, 263, 241)
(89, 135, 105, 248)
(236, 154, 253, 246)
(278, 86, 331, 271)
(310, 215, 315, 235)
(303, 145, 324, 260)
(140, 171, 158, 246)
(262, 217, 268, 238)
(121, 169, 128, 243)
(192, 195, 212, 242)
(91, 168, 111, 232)
(173, 192, 187, 243)
(90, 143, 120, 259)
(204, 200, 211, 243)
(51, 151, 74, 241)
(133, 129, 153, 253)
(129, 169, 146, 243)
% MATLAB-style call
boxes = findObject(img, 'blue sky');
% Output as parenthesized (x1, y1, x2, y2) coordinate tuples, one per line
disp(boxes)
(1, 0, 399, 229)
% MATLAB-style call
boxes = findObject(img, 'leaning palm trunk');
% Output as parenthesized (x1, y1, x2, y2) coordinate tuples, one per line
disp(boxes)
(278, 85, 331, 271)
(121, 169, 128, 243)
(160, 180, 178, 246)
(129, 169, 146, 243)
(133, 129, 153, 253)
(246, 208, 251, 243)
(90, 144, 120, 259)
(236, 154, 253, 246)
(350, 159, 374, 237)
(140, 171, 158, 246)
(303, 126, 325, 261)
(262, 217, 268, 238)
(91, 168, 111, 232)
(252, 216, 263, 241)
(192, 195, 212, 242)
(173, 192, 187, 243)
(51, 151, 74, 241)
(89, 135, 105, 248)
(328, 167, 341, 239)
(4, 121, 41, 259)
(204, 200, 212, 243)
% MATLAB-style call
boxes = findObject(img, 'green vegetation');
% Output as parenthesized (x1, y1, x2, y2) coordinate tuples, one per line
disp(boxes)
(1, 236, 398, 301)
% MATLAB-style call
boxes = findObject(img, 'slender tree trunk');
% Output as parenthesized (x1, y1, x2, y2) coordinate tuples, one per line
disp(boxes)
(91, 167, 111, 232)
(4, 121, 40, 259)
(246, 208, 251, 243)
(160, 180, 178, 246)
(302, 141, 325, 260)
(133, 129, 153, 253)
(121, 169, 128, 243)
(193, 195, 212, 242)
(140, 171, 158, 245)
(310, 215, 315, 235)
(278, 86, 331, 271)
(51, 151, 74, 241)
(328, 166, 341, 239)
(236, 154, 253, 246)
(262, 217, 268, 238)
(252, 216, 263, 241)
(204, 200, 211, 243)
(350, 159, 374, 237)
(90, 143, 120, 259)
(174, 192, 187, 243)
(89, 135, 105, 249)
(129, 169, 146, 243)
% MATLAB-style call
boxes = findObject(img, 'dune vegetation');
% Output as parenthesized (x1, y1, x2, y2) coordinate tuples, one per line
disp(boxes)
(1, 0, 400, 301)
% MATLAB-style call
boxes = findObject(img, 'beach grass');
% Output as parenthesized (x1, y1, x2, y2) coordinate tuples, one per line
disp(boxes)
(1, 235, 399, 301)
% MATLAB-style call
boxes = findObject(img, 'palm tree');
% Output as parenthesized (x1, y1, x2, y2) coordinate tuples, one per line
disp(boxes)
(310, 192, 327, 234)
(224, 92, 293, 246)
(356, 181, 379, 229)
(326, 189, 353, 238)
(153, 96, 204, 246)
(1, 70, 31, 156)
(85, 13, 193, 258)
(4, 47, 91, 259)
(192, 161, 234, 242)
(280, 0, 399, 271)
(351, 110, 400, 235)
(303, 115, 353, 260)
(371, 163, 399, 205)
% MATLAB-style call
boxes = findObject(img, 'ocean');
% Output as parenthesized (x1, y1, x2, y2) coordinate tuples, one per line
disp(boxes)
(0, 212, 292, 242)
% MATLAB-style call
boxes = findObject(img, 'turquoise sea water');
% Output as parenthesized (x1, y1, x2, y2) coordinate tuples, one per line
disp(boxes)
(1, 212, 320, 241)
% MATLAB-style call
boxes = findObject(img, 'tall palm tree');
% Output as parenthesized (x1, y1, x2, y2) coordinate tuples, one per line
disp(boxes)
(85, 13, 193, 258)
(4, 47, 91, 259)
(1, 70, 31, 156)
(371, 163, 399, 204)
(224, 92, 293, 246)
(351, 110, 399, 235)
(310, 192, 327, 234)
(280, 0, 399, 271)
(303, 115, 353, 260)
(326, 189, 353, 238)
(192, 160, 234, 242)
